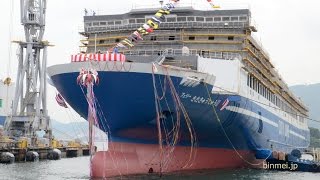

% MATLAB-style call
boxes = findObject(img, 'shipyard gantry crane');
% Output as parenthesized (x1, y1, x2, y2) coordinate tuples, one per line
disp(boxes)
(5, 0, 52, 146)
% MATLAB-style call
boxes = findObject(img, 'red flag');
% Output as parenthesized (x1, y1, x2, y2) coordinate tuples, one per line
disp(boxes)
(55, 93, 68, 108)
(220, 98, 229, 111)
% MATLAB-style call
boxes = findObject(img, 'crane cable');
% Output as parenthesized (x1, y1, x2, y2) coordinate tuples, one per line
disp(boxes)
(4, 0, 15, 116)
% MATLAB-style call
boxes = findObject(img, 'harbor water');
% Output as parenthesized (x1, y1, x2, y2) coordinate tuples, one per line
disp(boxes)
(0, 157, 319, 180)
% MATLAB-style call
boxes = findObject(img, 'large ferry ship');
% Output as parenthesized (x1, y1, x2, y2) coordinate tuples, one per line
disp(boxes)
(48, 2, 310, 178)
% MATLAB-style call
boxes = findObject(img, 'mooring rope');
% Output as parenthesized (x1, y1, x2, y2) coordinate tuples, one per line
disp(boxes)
(203, 82, 272, 166)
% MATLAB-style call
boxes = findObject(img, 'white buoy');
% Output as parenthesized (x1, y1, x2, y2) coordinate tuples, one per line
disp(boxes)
(0, 152, 15, 164)
(47, 149, 61, 160)
(26, 151, 39, 162)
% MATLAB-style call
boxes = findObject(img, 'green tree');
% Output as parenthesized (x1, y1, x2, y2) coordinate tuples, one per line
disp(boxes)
(309, 127, 320, 148)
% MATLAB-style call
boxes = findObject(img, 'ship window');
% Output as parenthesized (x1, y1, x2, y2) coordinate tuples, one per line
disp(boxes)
(0, 99, 2, 108)
(85, 22, 92, 27)
(99, 40, 105, 44)
(122, 19, 129, 25)
(92, 22, 99, 26)
(166, 17, 176, 22)
(129, 19, 136, 23)
(213, 17, 221, 21)
(151, 36, 157, 41)
(28, 13, 35, 21)
(169, 36, 175, 40)
(231, 17, 238, 21)
(258, 112, 263, 133)
(189, 36, 195, 40)
(115, 39, 120, 43)
(100, 22, 106, 25)
(250, 76, 253, 88)
(208, 36, 215, 40)
(228, 36, 234, 40)
(187, 17, 195, 21)
(136, 19, 145, 23)
(177, 17, 186, 22)
(196, 17, 204, 22)
(206, 17, 213, 21)
(115, 21, 122, 25)
(107, 21, 114, 25)
(239, 16, 247, 21)
(222, 17, 230, 21)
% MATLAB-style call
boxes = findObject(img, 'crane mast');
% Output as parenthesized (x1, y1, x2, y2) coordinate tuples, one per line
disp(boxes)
(5, 0, 52, 146)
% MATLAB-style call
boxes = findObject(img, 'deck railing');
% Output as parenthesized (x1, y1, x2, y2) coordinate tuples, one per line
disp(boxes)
(83, 21, 249, 33)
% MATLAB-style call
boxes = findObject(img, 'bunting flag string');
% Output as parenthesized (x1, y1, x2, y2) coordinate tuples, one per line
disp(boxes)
(109, 0, 219, 51)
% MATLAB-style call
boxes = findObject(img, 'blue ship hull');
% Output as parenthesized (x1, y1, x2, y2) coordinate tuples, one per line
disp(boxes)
(51, 70, 309, 154)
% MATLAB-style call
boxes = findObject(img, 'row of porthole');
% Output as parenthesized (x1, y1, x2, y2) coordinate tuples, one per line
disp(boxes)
(86, 16, 248, 27)
(97, 36, 235, 44)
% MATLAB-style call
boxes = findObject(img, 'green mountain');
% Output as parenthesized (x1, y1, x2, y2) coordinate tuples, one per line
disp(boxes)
(290, 83, 320, 130)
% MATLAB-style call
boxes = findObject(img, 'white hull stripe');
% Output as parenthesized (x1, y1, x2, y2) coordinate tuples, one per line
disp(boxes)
(226, 106, 306, 140)
(290, 130, 306, 140)
(226, 106, 278, 127)
(48, 62, 216, 86)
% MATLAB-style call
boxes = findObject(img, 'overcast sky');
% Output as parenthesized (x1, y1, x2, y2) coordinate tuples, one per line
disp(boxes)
(1, 0, 320, 122)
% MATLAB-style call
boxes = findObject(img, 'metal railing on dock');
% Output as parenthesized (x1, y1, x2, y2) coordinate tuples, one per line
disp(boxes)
(0, 136, 90, 163)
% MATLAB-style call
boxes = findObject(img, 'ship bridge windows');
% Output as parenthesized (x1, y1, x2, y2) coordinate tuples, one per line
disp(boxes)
(129, 19, 136, 24)
(107, 21, 114, 25)
(177, 17, 186, 22)
(187, 17, 195, 22)
(136, 18, 145, 23)
(222, 17, 230, 21)
(213, 17, 221, 21)
(206, 17, 213, 22)
(166, 17, 176, 22)
(239, 16, 248, 21)
(231, 17, 239, 21)
(92, 22, 99, 26)
(85, 22, 92, 27)
(99, 22, 106, 26)
(196, 17, 204, 22)
(115, 21, 122, 25)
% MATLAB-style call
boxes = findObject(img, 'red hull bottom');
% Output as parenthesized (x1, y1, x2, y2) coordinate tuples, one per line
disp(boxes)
(91, 142, 262, 178)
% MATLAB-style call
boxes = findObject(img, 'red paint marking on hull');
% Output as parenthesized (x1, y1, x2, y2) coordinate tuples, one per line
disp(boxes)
(91, 142, 262, 178)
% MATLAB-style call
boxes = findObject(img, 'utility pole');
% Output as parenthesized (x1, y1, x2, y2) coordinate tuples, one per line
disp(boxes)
(5, 0, 52, 147)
